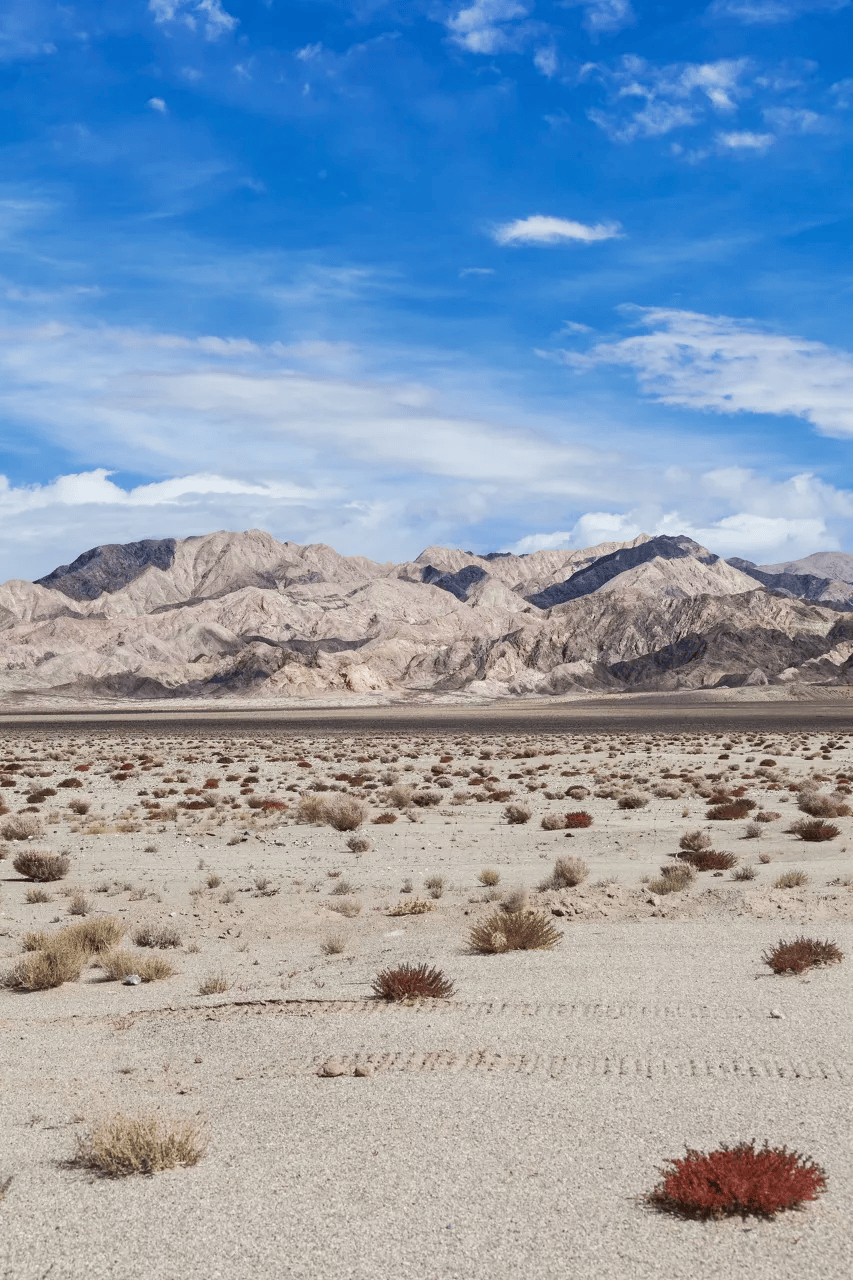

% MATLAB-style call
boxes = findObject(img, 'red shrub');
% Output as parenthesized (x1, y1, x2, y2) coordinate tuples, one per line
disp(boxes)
(707, 799, 755, 820)
(786, 818, 840, 842)
(564, 811, 593, 829)
(679, 850, 737, 871)
(648, 1142, 827, 1219)
(373, 812, 397, 824)
(372, 963, 454, 1001)
(763, 936, 843, 975)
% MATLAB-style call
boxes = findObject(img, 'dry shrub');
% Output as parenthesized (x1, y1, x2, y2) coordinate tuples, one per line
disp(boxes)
(564, 811, 593, 829)
(707, 799, 755, 821)
(542, 856, 589, 889)
(762, 935, 842, 975)
(566, 785, 590, 800)
(387, 897, 435, 916)
(648, 865, 695, 894)
(132, 924, 182, 949)
(346, 833, 371, 853)
(787, 818, 840, 842)
(2, 813, 43, 841)
(325, 796, 366, 830)
(58, 777, 83, 789)
(541, 813, 567, 830)
(797, 791, 851, 819)
(679, 829, 712, 854)
(470, 908, 561, 953)
(774, 870, 808, 889)
(372, 963, 454, 1000)
(478, 868, 500, 886)
(72, 1113, 206, 1178)
(647, 1142, 826, 1220)
(754, 810, 780, 823)
(99, 950, 175, 982)
(617, 794, 648, 810)
(743, 822, 763, 840)
(329, 898, 362, 917)
(198, 971, 229, 995)
(297, 792, 326, 824)
(64, 917, 126, 954)
(679, 850, 737, 871)
(411, 790, 441, 808)
(373, 812, 397, 824)
(387, 783, 415, 809)
(504, 803, 531, 825)
(321, 932, 346, 955)
(732, 864, 757, 881)
(12, 851, 70, 881)
(4, 947, 85, 990)
(68, 891, 89, 916)
(25, 886, 51, 904)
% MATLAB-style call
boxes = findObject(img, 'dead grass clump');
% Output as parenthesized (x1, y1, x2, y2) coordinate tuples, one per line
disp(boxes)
(387, 897, 435, 916)
(754, 810, 780, 823)
(647, 1142, 826, 1219)
(679, 850, 737, 871)
(648, 865, 695, 894)
(72, 1113, 206, 1178)
(774, 870, 808, 889)
(373, 812, 397, 824)
(1, 814, 43, 841)
(69, 800, 90, 815)
(325, 796, 366, 830)
(329, 898, 362, 917)
(63, 917, 126, 955)
(198, 971, 229, 995)
(786, 818, 840, 842)
(68, 891, 90, 916)
(4, 947, 85, 990)
(732, 864, 758, 881)
(478, 868, 500, 886)
(541, 856, 589, 889)
(540, 813, 567, 830)
(411, 791, 441, 808)
(564, 811, 593, 829)
(679, 829, 712, 853)
(372, 963, 455, 1001)
(762, 935, 842, 975)
(12, 851, 69, 881)
(387, 783, 415, 809)
(470, 908, 561, 953)
(321, 932, 346, 955)
(99, 950, 175, 982)
(504, 803, 531, 825)
(618, 794, 648, 810)
(297, 792, 326, 823)
(132, 924, 182, 949)
(797, 791, 851, 819)
(24, 886, 51, 904)
(424, 874, 445, 899)
(346, 833, 371, 853)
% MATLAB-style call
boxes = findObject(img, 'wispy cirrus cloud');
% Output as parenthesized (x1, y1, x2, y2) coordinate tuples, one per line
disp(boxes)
(561, 0, 635, 36)
(493, 215, 622, 244)
(149, 0, 237, 40)
(571, 307, 853, 437)
(708, 0, 849, 24)
(586, 56, 755, 142)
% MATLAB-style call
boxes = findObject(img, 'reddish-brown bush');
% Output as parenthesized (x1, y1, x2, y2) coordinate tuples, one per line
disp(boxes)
(786, 818, 840, 842)
(372, 963, 454, 1001)
(707, 799, 755, 821)
(58, 777, 84, 789)
(679, 850, 737, 871)
(372, 812, 397, 824)
(564, 811, 593, 829)
(647, 1142, 827, 1219)
(763, 935, 843, 975)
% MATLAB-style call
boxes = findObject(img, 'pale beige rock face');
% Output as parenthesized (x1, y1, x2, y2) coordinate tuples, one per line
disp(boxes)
(3, 528, 853, 704)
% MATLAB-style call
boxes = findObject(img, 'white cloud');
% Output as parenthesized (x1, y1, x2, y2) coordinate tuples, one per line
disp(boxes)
(533, 45, 559, 78)
(576, 308, 853, 437)
(708, 0, 848, 23)
(460, 267, 496, 276)
(716, 130, 774, 149)
(587, 56, 756, 142)
(296, 43, 323, 61)
(493, 215, 622, 244)
(446, 1, 530, 55)
(561, 1, 635, 35)
(147, 97, 168, 113)
(762, 106, 825, 132)
(149, 0, 237, 40)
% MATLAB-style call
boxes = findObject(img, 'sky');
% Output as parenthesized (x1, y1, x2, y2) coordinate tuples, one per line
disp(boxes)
(2, 1, 853, 580)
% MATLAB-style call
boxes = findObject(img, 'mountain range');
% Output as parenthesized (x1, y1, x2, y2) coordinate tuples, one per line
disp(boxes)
(2, 528, 853, 701)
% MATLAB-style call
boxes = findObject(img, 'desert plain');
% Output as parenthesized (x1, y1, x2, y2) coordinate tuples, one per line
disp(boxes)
(0, 701, 851, 1280)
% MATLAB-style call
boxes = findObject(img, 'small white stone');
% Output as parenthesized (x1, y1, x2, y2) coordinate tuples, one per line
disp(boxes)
(769, 1009, 784, 1019)
(123, 974, 142, 986)
(320, 1058, 347, 1077)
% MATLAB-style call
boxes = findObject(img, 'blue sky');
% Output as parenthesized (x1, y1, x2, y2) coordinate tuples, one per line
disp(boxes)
(2, 0, 853, 579)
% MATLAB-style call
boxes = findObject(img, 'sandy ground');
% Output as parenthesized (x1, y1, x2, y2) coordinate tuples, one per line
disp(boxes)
(0, 712, 851, 1279)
